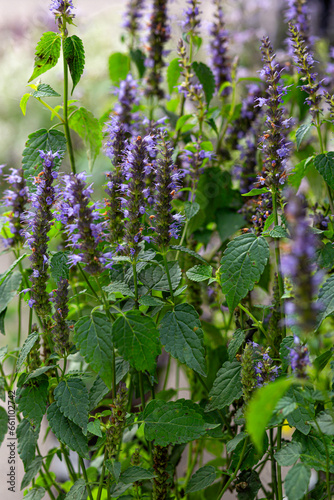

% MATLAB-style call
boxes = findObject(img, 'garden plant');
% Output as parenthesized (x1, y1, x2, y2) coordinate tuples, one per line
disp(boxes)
(1, 0, 334, 499)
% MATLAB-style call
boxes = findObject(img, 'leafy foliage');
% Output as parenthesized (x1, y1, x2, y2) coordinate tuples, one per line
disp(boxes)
(64, 35, 85, 93)
(29, 32, 61, 82)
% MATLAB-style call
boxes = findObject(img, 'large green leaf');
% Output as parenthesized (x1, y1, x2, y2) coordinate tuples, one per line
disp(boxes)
(68, 107, 102, 170)
(54, 378, 89, 434)
(216, 209, 245, 243)
(47, 402, 89, 458)
(108, 52, 130, 84)
(50, 251, 70, 282)
(167, 58, 182, 94)
(170, 245, 207, 264)
(64, 35, 85, 94)
(228, 329, 245, 361)
(112, 311, 161, 373)
(192, 61, 215, 105)
(284, 463, 311, 500)
(205, 360, 242, 411)
(186, 466, 216, 493)
(22, 128, 66, 181)
(119, 466, 156, 484)
(159, 303, 206, 376)
(312, 410, 334, 435)
(314, 152, 334, 189)
(143, 399, 218, 446)
(21, 456, 43, 490)
(287, 388, 314, 435)
(317, 274, 334, 327)
(29, 31, 61, 82)
(246, 377, 293, 452)
(274, 441, 302, 466)
(16, 376, 48, 427)
(220, 233, 270, 311)
(296, 122, 312, 150)
(0, 271, 22, 314)
(74, 312, 113, 387)
(23, 488, 46, 500)
(16, 331, 39, 372)
(17, 419, 41, 469)
(64, 479, 86, 500)
(0, 406, 7, 446)
(139, 261, 182, 291)
(186, 264, 213, 282)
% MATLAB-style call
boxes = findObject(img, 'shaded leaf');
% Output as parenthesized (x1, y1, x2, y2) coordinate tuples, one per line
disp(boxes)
(29, 32, 61, 82)
(50, 251, 70, 282)
(184, 201, 200, 220)
(130, 48, 146, 78)
(167, 58, 182, 94)
(138, 261, 181, 291)
(192, 62, 215, 105)
(103, 281, 134, 298)
(284, 463, 311, 500)
(314, 152, 334, 189)
(274, 441, 301, 466)
(16, 331, 39, 372)
(186, 264, 213, 282)
(170, 245, 208, 264)
(228, 329, 245, 361)
(23, 488, 46, 500)
(0, 406, 7, 446)
(16, 375, 48, 427)
(317, 274, 334, 327)
(21, 457, 43, 490)
(120, 466, 156, 484)
(216, 209, 245, 243)
(226, 432, 247, 453)
(32, 83, 60, 98)
(64, 479, 86, 500)
(312, 410, 334, 435)
(296, 122, 312, 150)
(54, 378, 89, 433)
(87, 420, 102, 437)
(68, 107, 102, 170)
(108, 52, 130, 84)
(17, 419, 41, 469)
(64, 35, 85, 93)
(186, 465, 216, 493)
(0, 271, 22, 314)
(105, 460, 121, 483)
(206, 360, 242, 411)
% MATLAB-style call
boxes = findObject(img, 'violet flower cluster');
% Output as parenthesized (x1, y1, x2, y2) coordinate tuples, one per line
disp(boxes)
(181, 142, 213, 189)
(122, 0, 145, 45)
(182, 0, 201, 37)
(256, 37, 292, 189)
(285, 0, 312, 52)
(251, 342, 280, 387)
(288, 335, 311, 378)
(177, 39, 205, 117)
(51, 276, 71, 356)
(209, 0, 231, 96)
(113, 74, 140, 136)
(144, 0, 171, 99)
(49, 0, 75, 27)
(2, 168, 29, 248)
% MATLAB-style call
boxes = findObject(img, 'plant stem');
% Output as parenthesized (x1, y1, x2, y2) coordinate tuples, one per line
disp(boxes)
(96, 448, 107, 500)
(271, 187, 285, 338)
(163, 354, 171, 391)
(163, 252, 174, 302)
(132, 260, 139, 309)
(276, 426, 283, 500)
(79, 457, 94, 500)
(139, 371, 146, 410)
(270, 428, 279, 500)
(218, 436, 248, 498)
(62, 35, 76, 174)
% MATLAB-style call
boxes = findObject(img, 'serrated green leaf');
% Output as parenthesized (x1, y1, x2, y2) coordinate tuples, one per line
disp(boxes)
(220, 233, 270, 311)
(32, 83, 60, 98)
(0, 271, 22, 314)
(314, 349, 332, 372)
(64, 479, 86, 500)
(138, 296, 164, 306)
(103, 281, 134, 297)
(246, 377, 293, 452)
(0, 406, 7, 446)
(284, 463, 311, 500)
(64, 35, 85, 94)
(186, 465, 216, 493)
(25, 366, 54, 383)
(0, 345, 7, 363)
(20, 93, 31, 115)
(29, 32, 61, 82)
(206, 360, 242, 411)
(105, 460, 122, 483)
(74, 312, 113, 387)
(287, 388, 313, 435)
(69, 107, 102, 170)
(16, 376, 48, 427)
(89, 376, 109, 411)
(17, 419, 41, 469)
(112, 311, 161, 373)
(54, 378, 89, 433)
(170, 245, 208, 264)
(317, 274, 334, 327)
(264, 225, 289, 238)
(130, 48, 146, 78)
(47, 402, 89, 458)
(139, 261, 181, 292)
(167, 58, 182, 94)
(226, 432, 247, 453)
(184, 201, 200, 220)
(263, 212, 274, 232)
(160, 303, 206, 376)
(0, 254, 27, 288)
(192, 61, 215, 105)
(21, 456, 43, 490)
(296, 122, 312, 150)
(16, 332, 39, 372)
(120, 466, 156, 484)
(108, 52, 130, 84)
(216, 209, 245, 243)
(143, 399, 218, 446)
(279, 336, 295, 372)
(22, 128, 66, 181)
(50, 251, 69, 282)
(87, 420, 102, 437)
(186, 264, 213, 282)
(274, 441, 301, 466)
(312, 410, 334, 435)
(23, 488, 46, 500)
(242, 187, 269, 196)
(228, 329, 245, 361)
(314, 152, 334, 189)
(288, 156, 313, 190)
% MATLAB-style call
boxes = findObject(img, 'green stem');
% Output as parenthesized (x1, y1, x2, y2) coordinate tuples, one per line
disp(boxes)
(61, 445, 77, 482)
(218, 436, 248, 498)
(271, 188, 285, 337)
(62, 36, 76, 174)
(238, 303, 272, 346)
(316, 118, 334, 215)
(96, 448, 107, 500)
(36, 98, 64, 123)
(77, 264, 100, 302)
(163, 354, 171, 391)
(276, 427, 283, 500)
(79, 457, 94, 500)
(162, 252, 174, 302)
(132, 260, 139, 309)
(139, 371, 146, 410)
(270, 428, 279, 500)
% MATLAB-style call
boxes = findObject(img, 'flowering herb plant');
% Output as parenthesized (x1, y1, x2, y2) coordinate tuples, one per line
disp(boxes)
(1, 0, 334, 499)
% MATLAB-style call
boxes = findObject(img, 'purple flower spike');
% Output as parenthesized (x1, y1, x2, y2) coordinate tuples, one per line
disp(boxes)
(182, 0, 202, 36)
(2, 168, 29, 248)
(209, 0, 231, 96)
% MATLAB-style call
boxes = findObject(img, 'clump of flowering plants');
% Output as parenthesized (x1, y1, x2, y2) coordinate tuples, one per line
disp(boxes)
(2, 1, 334, 499)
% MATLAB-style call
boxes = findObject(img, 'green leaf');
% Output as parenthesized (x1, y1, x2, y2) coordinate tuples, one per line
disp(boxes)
(64, 35, 85, 94)
(228, 329, 245, 361)
(108, 52, 130, 84)
(266, 225, 289, 238)
(68, 107, 102, 170)
(54, 378, 89, 433)
(0, 271, 22, 314)
(17, 419, 41, 469)
(50, 251, 70, 282)
(143, 399, 218, 446)
(139, 261, 181, 291)
(0, 254, 27, 287)
(312, 410, 334, 435)
(64, 479, 86, 500)
(120, 466, 156, 484)
(0, 345, 7, 363)
(89, 376, 110, 411)
(279, 336, 295, 372)
(0, 308, 6, 335)
(263, 212, 275, 232)
(287, 388, 313, 435)
(226, 432, 247, 453)
(32, 83, 60, 98)
(317, 274, 334, 327)
(138, 296, 164, 306)
(74, 312, 113, 387)
(130, 48, 146, 78)
(20, 93, 31, 115)
(246, 377, 293, 452)
(87, 420, 102, 437)
(274, 441, 302, 466)
(29, 32, 61, 82)
(103, 281, 134, 298)
(206, 360, 242, 411)
(105, 460, 121, 483)
(242, 187, 269, 196)
(21, 456, 43, 490)
(16, 332, 39, 372)
(184, 201, 200, 220)
(175, 114, 194, 132)
(167, 58, 182, 94)
(314, 152, 334, 189)
(22, 128, 66, 181)
(23, 488, 46, 500)
(170, 245, 208, 264)
(16, 376, 48, 427)
(296, 122, 312, 150)
(220, 233, 270, 311)
(192, 61, 215, 105)
(186, 465, 216, 493)
(47, 402, 89, 458)
(313, 349, 333, 372)
(288, 156, 313, 190)
(284, 463, 311, 500)
(112, 311, 161, 373)
(186, 264, 213, 282)
(160, 303, 206, 376)
(237, 470, 261, 500)
(216, 209, 245, 243)
(25, 366, 54, 383)
(0, 406, 7, 446)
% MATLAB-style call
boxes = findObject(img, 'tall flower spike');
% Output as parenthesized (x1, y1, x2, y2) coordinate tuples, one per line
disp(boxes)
(24, 150, 59, 319)
(256, 37, 292, 188)
(285, 0, 312, 52)
(2, 168, 29, 248)
(288, 335, 310, 378)
(252, 342, 280, 387)
(241, 342, 256, 405)
(51, 277, 71, 356)
(182, 0, 202, 37)
(114, 74, 140, 136)
(281, 190, 322, 334)
(122, 0, 145, 48)
(209, 0, 231, 96)
(144, 0, 171, 99)
(105, 384, 128, 459)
